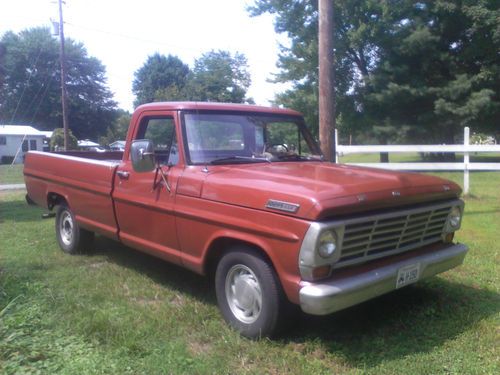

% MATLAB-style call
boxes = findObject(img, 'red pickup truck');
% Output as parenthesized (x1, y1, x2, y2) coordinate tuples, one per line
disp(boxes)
(24, 102, 468, 338)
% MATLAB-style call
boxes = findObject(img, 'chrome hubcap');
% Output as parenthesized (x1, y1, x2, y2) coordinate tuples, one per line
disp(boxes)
(225, 264, 262, 324)
(60, 211, 74, 246)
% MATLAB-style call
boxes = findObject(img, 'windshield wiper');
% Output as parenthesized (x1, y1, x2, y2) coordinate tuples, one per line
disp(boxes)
(209, 156, 271, 165)
(275, 154, 322, 161)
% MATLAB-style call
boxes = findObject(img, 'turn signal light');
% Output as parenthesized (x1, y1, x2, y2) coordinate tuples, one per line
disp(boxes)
(311, 265, 331, 280)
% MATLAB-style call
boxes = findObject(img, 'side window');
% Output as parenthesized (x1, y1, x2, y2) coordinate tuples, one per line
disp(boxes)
(137, 117, 178, 166)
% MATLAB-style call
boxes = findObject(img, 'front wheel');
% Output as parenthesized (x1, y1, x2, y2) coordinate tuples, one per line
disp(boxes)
(55, 205, 94, 254)
(215, 247, 288, 339)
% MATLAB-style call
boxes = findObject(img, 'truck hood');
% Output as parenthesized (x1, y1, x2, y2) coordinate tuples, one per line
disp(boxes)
(201, 162, 461, 220)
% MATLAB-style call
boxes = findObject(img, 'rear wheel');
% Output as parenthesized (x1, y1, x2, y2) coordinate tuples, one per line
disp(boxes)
(215, 247, 288, 339)
(55, 205, 94, 254)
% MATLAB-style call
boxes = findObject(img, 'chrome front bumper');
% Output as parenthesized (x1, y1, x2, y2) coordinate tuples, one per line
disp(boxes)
(299, 243, 468, 315)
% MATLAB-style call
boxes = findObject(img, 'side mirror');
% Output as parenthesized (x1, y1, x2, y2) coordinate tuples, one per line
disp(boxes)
(130, 139, 155, 172)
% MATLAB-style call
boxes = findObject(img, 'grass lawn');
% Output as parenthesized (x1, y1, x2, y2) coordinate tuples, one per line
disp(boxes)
(0, 172, 499, 374)
(0, 164, 24, 184)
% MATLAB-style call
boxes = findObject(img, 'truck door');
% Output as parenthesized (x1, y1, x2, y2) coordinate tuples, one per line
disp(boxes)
(113, 111, 183, 265)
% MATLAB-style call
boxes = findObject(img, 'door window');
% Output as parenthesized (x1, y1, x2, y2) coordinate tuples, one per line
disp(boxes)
(137, 117, 178, 166)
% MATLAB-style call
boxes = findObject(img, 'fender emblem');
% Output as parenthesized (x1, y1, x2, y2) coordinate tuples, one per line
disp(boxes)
(266, 199, 300, 213)
(392, 191, 401, 197)
(357, 194, 367, 202)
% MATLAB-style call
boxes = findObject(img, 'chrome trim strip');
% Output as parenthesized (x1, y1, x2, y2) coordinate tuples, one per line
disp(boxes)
(299, 243, 468, 315)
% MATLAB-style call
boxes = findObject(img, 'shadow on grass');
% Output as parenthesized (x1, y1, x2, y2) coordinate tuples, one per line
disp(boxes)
(91, 236, 214, 305)
(286, 279, 499, 366)
(89, 235, 498, 367)
(0, 197, 44, 223)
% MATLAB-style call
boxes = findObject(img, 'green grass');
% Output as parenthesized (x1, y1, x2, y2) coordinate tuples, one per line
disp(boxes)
(0, 164, 24, 184)
(1, 172, 499, 374)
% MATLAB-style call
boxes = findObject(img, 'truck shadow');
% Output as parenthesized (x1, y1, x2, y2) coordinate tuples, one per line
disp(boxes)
(91, 236, 214, 304)
(91, 236, 498, 367)
(0, 197, 45, 223)
(285, 280, 499, 366)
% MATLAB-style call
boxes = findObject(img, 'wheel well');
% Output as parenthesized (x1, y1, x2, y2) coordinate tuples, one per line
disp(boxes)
(204, 237, 275, 279)
(47, 193, 67, 211)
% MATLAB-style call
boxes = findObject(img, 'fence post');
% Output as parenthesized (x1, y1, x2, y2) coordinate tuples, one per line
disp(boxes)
(464, 127, 470, 195)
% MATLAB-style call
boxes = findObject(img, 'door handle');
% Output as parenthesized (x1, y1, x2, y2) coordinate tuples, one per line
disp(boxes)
(117, 170, 130, 180)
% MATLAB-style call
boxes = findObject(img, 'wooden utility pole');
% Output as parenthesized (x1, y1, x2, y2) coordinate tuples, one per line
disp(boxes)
(58, 0, 69, 150)
(318, 0, 336, 162)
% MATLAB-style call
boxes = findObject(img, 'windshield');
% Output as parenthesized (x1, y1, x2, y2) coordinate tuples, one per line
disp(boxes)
(183, 112, 322, 164)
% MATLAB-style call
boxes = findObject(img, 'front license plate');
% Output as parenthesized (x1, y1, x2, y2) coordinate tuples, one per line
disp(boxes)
(396, 263, 420, 289)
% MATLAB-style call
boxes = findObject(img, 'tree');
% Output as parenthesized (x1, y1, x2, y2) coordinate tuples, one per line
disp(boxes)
(50, 128, 78, 150)
(250, 0, 500, 144)
(365, 0, 500, 143)
(0, 27, 117, 139)
(187, 50, 252, 103)
(98, 109, 131, 146)
(132, 53, 190, 107)
(132, 50, 253, 105)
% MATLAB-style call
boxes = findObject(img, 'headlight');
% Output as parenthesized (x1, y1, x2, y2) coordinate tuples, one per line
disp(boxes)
(317, 230, 338, 258)
(448, 206, 462, 229)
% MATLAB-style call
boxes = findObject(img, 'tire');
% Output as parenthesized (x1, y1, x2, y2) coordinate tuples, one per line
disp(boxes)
(215, 247, 288, 339)
(55, 204, 94, 254)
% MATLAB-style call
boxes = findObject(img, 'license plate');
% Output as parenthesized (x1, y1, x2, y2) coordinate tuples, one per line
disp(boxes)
(396, 263, 420, 289)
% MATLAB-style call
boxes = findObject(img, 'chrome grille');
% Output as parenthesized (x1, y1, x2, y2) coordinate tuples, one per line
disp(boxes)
(337, 205, 452, 267)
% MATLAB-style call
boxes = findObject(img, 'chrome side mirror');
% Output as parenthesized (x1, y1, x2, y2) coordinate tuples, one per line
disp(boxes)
(130, 139, 155, 172)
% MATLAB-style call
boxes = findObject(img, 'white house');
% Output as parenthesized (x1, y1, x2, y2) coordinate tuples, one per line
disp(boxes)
(109, 140, 126, 151)
(0, 125, 46, 164)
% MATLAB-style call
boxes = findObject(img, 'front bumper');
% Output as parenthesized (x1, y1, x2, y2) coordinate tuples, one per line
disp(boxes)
(299, 243, 468, 315)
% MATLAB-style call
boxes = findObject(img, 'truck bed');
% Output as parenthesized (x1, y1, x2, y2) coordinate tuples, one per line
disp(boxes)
(24, 151, 120, 239)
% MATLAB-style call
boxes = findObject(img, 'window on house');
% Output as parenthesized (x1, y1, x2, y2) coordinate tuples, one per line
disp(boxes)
(22, 140, 28, 152)
(0, 136, 6, 145)
(30, 140, 37, 150)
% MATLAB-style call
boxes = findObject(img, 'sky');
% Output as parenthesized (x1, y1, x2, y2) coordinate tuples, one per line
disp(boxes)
(0, 0, 291, 111)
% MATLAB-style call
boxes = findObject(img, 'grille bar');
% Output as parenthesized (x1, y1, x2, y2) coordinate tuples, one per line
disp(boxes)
(335, 203, 455, 268)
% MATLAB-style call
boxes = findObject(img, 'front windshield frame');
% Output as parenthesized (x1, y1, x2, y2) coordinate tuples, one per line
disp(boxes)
(180, 110, 322, 165)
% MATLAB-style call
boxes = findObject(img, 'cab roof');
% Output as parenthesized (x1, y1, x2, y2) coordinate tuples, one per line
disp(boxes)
(135, 102, 303, 117)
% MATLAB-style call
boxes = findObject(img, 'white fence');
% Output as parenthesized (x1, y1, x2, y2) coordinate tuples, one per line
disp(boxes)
(336, 127, 500, 194)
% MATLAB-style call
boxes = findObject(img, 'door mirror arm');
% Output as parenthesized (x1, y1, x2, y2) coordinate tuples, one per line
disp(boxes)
(152, 163, 172, 193)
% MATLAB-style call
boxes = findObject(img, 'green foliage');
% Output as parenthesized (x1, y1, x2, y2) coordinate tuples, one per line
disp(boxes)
(188, 50, 252, 103)
(50, 128, 78, 151)
(132, 54, 190, 107)
(250, 0, 500, 144)
(0, 27, 117, 139)
(132, 50, 252, 105)
(98, 110, 131, 147)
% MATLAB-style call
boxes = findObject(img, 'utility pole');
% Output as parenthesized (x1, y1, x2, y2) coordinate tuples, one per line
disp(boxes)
(318, 0, 336, 162)
(58, 0, 69, 150)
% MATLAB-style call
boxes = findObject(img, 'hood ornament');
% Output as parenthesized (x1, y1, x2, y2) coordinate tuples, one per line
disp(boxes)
(266, 199, 300, 213)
